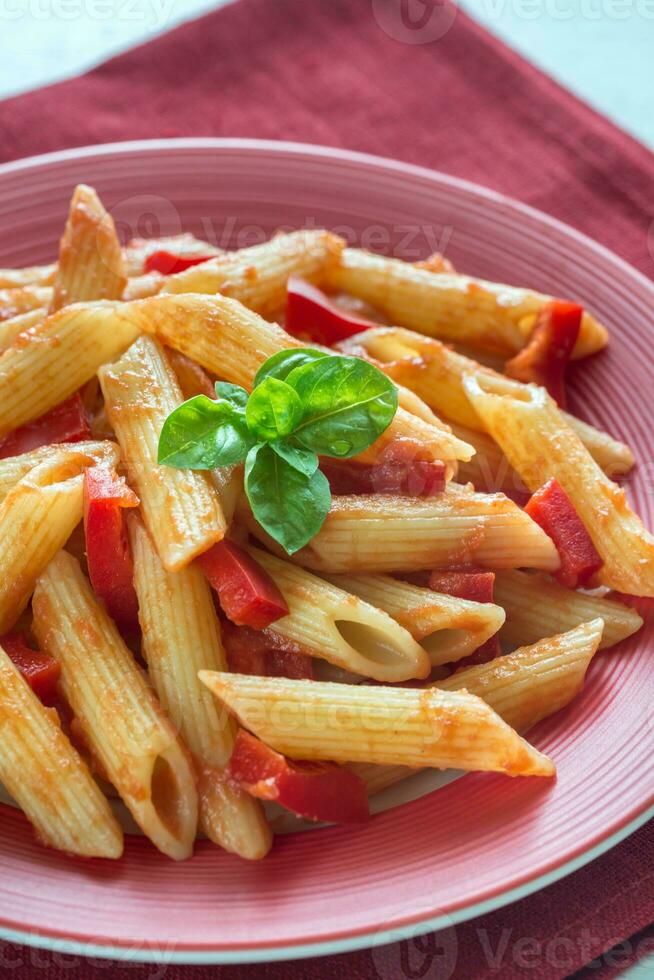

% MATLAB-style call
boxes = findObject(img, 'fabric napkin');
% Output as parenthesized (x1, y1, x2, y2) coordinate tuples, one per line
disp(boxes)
(0, 0, 653, 976)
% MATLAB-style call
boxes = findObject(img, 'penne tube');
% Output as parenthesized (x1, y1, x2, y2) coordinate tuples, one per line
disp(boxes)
(326, 248, 608, 359)
(115, 292, 472, 470)
(0, 307, 46, 352)
(343, 327, 634, 477)
(0, 236, 218, 291)
(98, 336, 226, 570)
(453, 415, 634, 486)
(238, 487, 560, 574)
(0, 263, 56, 289)
(122, 273, 163, 300)
(32, 551, 198, 861)
(198, 672, 555, 777)
(352, 618, 604, 795)
(128, 514, 271, 859)
(247, 546, 431, 681)
(464, 374, 654, 596)
(0, 456, 86, 632)
(449, 421, 523, 493)
(494, 569, 643, 650)
(50, 185, 127, 311)
(161, 230, 345, 317)
(0, 440, 119, 502)
(565, 413, 636, 479)
(165, 347, 215, 398)
(113, 292, 304, 386)
(0, 641, 124, 858)
(0, 286, 51, 322)
(356, 403, 472, 471)
(0, 301, 139, 436)
(325, 572, 505, 666)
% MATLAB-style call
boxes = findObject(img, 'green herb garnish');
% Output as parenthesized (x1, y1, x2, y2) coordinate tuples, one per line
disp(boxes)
(158, 349, 398, 554)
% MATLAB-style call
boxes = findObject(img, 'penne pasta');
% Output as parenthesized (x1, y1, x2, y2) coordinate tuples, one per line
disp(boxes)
(0, 440, 119, 502)
(109, 292, 302, 387)
(50, 185, 127, 311)
(161, 230, 345, 317)
(109, 292, 472, 471)
(326, 248, 608, 359)
(0, 455, 86, 632)
(32, 551, 198, 861)
(356, 401, 472, 472)
(0, 217, 646, 862)
(0, 307, 46, 353)
(449, 421, 524, 494)
(98, 336, 226, 570)
(0, 641, 123, 858)
(352, 618, 604, 795)
(128, 514, 271, 859)
(198, 672, 555, 777)
(0, 301, 139, 436)
(343, 326, 634, 477)
(0, 263, 56, 289)
(325, 572, 505, 666)
(463, 374, 654, 596)
(0, 235, 218, 294)
(122, 273, 164, 300)
(247, 546, 431, 681)
(494, 569, 643, 650)
(0, 286, 51, 322)
(238, 487, 560, 574)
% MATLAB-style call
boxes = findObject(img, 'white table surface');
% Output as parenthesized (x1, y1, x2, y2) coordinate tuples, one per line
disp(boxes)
(1, 0, 653, 148)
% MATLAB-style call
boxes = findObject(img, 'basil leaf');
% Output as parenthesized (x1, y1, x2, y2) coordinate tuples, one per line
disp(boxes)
(287, 355, 398, 458)
(245, 443, 331, 554)
(215, 381, 249, 409)
(158, 395, 254, 469)
(245, 376, 303, 442)
(254, 348, 328, 387)
(271, 439, 319, 477)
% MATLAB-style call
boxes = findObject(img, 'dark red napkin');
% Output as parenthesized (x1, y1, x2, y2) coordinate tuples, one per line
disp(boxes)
(0, 1, 652, 976)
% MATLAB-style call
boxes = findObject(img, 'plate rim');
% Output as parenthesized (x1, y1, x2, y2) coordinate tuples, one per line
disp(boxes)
(0, 803, 651, 964)
(0, 136, 651, 964)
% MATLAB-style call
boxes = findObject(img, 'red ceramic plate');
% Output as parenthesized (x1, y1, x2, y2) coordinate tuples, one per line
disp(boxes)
(0, 139, 652, 964)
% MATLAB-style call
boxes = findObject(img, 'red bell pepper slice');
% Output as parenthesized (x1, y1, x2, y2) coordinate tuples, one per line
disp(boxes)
(221, 620, 314, 680)
(525, 478, 602, 588)
(228, 730, 370, 824)
(286, 276, 376, 346)
(505, 300, 583, 408)
(198, 540, 289, 630)
(322, 457, 446, 498)
(144, 251, 216, 275)
(428, 569, 500, 668)
(0, 392, 91, 459)
(83, 466, 140, 635)
(0, 632, 61, 706)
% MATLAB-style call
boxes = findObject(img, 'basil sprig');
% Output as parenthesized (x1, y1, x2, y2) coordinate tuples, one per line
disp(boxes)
(158, 349, 398, 554)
